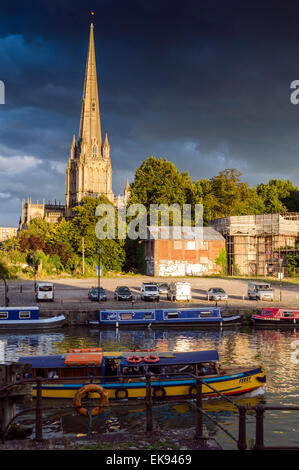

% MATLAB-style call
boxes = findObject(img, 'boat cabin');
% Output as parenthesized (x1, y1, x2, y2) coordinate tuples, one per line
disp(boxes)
(18, 349, 220, 381)
(0, 306, 39, 321)
(260, 308, 299, 319)
(98, 308, 223, 325)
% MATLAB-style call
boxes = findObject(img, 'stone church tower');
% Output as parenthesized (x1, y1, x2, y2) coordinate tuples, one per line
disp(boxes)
(65, 22, 114, 218)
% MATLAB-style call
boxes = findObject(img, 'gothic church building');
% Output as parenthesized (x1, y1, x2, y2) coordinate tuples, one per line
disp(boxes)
(20, 22, 128, 229)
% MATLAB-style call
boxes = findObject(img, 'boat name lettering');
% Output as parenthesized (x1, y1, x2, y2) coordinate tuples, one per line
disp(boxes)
(239, 376, 251, 383)
(108, 313, 117, 319)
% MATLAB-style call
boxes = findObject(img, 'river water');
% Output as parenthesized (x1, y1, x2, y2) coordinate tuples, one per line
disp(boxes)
(1, 325, 299, 450)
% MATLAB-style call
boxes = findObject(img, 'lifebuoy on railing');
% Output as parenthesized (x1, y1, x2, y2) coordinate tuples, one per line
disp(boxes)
(74, 384, 108, 416)
(127, 356, 142, 364)
(144, 355, 160, 363)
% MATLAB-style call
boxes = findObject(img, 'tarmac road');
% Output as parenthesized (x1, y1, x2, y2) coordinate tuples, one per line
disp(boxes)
(2, 276, 299, 310)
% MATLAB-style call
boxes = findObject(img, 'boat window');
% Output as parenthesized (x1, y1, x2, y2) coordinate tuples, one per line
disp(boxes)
(198, 363, 217, 375)
(19, 311, 30, 319)
(105, 359, 118, 377)
(35, 369, 46, 378)
(145, 313, 153, 319)
(164, 364, 195, 375)
(167, 312, 179, 318)
(281, 311, 294, 318)
(48, 370, 59, 378)
(200, 311, 212, 318)
(122, 365, 143, 376)
(0, 312, 8, 319)
(147, 365, 161, 375)
(263, 310, 273, 316)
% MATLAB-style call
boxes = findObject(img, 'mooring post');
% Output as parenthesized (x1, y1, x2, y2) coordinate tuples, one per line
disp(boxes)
(145, 373, 153, 433)
(237, 406, 247, 450)
(254, 404, 264, 450)
(194, 377, 204, 441)
(35, 378, 43, 442)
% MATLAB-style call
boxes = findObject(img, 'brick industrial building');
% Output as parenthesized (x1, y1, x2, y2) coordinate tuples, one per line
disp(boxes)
(145, 226, 225, 277)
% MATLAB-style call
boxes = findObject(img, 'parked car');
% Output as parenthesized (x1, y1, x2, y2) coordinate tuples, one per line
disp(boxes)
(207, 288, 228, 301)
(88, 287, 107, 301)
(167, 282, 191, 301)
(156, 282, 170, 295)
(248, 282, 274, 301)
(140, 283, 160, 301)
(114, 286, 133, 301)
(36, 282, 54, 302)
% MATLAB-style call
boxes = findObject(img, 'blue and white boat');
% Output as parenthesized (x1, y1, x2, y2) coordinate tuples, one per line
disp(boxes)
(0, 306, 66, 330)
(90, 307, 241, 328)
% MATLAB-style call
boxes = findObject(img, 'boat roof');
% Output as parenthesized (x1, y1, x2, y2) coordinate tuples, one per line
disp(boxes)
(0, 306, 39, 311)
(18, 350, 219, 368)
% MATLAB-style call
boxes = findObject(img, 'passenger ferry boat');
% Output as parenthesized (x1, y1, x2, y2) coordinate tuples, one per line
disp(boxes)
(252, 308, 299, 327)
(18, 348, 265, 400)
(0, 306, 66, 330)
(91, 307, 242, 328)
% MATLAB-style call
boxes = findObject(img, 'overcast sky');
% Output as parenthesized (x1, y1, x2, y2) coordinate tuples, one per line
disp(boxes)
(1, 0, 299, 226)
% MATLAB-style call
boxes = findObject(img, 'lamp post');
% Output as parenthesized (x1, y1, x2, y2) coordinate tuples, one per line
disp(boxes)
(33, 252, 37, 294)
(97, 249, 101, 302)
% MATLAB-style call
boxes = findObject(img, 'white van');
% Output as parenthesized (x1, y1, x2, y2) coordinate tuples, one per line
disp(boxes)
(248, 282, 273, 301)
(36, 282, 55, 302)
(140, 283, 160, 302)
(167, 282, 191, 301)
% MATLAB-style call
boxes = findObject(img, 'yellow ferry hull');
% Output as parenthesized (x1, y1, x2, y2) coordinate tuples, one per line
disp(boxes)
(32, 365, 265, 400)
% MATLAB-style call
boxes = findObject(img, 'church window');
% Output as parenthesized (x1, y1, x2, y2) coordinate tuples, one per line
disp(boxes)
(92, 101, 96, 112)
(92, 145, 98, 158)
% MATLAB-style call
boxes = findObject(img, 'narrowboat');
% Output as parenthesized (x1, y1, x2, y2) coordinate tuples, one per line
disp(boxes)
(252, 308, 299, 327)
(18, 348, 266, 400)
(90, 307, 242, 328)
(0, 306, 66, 330)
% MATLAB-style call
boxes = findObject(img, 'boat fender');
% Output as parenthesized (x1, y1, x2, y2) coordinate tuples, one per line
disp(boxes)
(144, 355, 160, 363)
(115, 388, 129, 400)
(153, 387, 166, 399)
(189, 385, 198, 398)
(73, 384, 108, 417)
(257, 375, 266, 383)
(127, 356, 142, 364)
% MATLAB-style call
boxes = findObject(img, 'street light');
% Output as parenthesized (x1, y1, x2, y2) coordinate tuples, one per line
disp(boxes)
(97, 249, 101, 302)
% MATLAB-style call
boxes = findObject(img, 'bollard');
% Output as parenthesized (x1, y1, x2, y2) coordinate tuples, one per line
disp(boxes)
(145, 373, 153, 433)
(253, 404, 264, 450)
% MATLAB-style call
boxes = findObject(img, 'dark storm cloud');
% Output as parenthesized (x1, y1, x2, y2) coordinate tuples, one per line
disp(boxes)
(1, 0, 299, 224)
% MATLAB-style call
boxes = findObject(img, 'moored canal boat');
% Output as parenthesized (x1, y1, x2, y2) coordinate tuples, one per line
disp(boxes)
(18, 348, 265, 400)
(0, 306, 66, 330)
(90, 307, 242, 328)
(252, 308, 299, 327)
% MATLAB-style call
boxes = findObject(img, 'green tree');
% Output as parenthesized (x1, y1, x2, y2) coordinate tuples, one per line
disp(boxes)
(129, 157, 194, 217)
(257, 179, 298, 213)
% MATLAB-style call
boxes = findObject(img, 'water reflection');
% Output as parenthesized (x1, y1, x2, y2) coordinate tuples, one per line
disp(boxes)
(2, 326, 299, 449)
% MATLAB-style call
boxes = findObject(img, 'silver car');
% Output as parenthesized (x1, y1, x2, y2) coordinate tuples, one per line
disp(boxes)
(207, 288, 228, 301)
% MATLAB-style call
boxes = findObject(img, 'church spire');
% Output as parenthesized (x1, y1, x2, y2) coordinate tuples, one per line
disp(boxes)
(78, 21, 102, 156)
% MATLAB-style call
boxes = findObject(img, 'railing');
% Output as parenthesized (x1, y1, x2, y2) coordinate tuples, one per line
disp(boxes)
(1, 373, 292, 450)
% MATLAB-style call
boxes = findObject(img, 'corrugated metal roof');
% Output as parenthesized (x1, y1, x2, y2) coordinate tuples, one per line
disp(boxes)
(147, 226, 225, 241)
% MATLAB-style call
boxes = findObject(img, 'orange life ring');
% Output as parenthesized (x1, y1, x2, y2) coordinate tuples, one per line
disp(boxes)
(74, 384, 108, 417)
(144, 355, 160, 363)
(127, 356, 142, 364)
